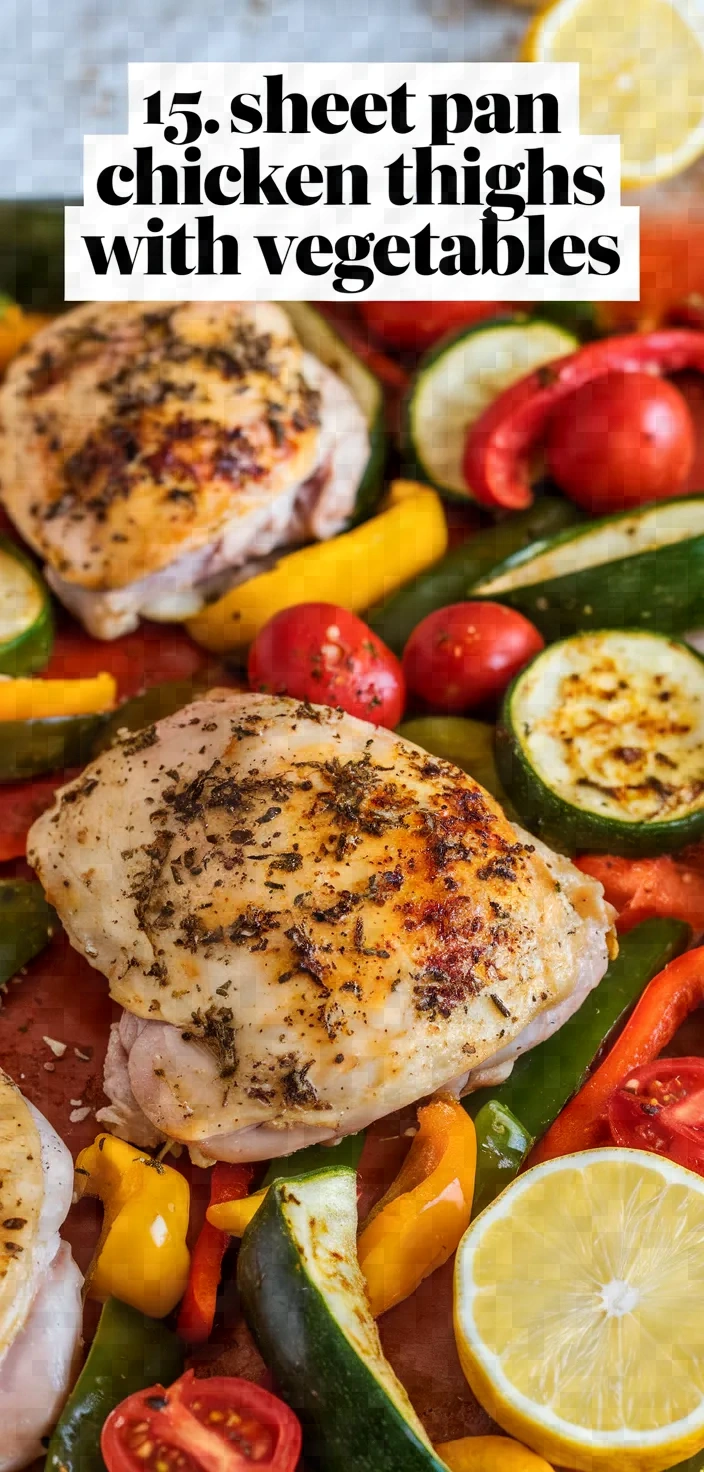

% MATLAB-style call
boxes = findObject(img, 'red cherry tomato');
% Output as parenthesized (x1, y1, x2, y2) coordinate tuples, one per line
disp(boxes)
(402, 601, 544, 714)
(545, 370, 695, 514)
(358, 301, 505, 352)
(101, 1370, 301, 1472)
(608, 1057, 704, 1175)
(248, 603, 405, 728)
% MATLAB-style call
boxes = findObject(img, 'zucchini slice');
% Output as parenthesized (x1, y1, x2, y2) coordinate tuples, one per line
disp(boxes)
(368, 494, 581, 655)
(473, 496, 704, 640)
(496, 630, 704, 856)
(278, 302, 385, 524)
(405, 317, 577, 498)
(0, 538, 52, 675)
(238, 1167, 446, 1472)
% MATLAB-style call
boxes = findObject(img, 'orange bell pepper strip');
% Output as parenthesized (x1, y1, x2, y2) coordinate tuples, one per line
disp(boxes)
(357, 1095, 476, 1319)
(576, 853, 704, 936)
(177, 1162, 253, 1343)
(436, 1435, 554, 1471)
(530, 947, 704, 1165)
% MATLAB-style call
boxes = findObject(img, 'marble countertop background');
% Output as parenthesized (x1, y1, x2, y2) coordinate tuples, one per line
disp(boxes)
(3, 0, 702, 204)
(2, 0, 529, 199)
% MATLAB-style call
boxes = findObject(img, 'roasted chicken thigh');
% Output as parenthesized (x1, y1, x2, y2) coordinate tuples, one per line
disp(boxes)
(28, 693, 616, 1162)
(0, 302, 368, 638)
(0, 1071, 82, 1472)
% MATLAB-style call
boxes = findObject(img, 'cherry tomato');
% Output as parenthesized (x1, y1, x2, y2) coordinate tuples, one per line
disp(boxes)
(545, 370, 695, 514)
(101, 1370, 301, 1472)
(358, 301, 505, 352)
(608, 1057, 704, 1175)
(402, 602, 544, 714)
(248, 603, 405, 728)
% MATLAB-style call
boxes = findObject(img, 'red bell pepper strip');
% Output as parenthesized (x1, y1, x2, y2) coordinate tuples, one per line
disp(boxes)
(462, 328, 704, 510)
(0, 771, 76, 861)
(177, 1162, 253, 1343)
(529, 946, 704, 1165)
(576, 854, 704, 936)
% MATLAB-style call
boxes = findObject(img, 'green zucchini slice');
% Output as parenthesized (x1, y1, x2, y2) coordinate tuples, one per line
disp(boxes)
(405, 317, 577, 498)
(0, 538, 52, 675)
(238, 1167, 446, 1472)
(473, 496, 704, 640)
(496, 630, 704, 856)
(278, 301, 385, 524)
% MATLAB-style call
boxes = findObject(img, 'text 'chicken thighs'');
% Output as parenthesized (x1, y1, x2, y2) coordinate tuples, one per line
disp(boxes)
(28, 693, 616, 1162)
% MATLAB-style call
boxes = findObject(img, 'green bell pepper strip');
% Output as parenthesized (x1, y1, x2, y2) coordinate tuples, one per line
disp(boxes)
(465, 917, 691, 1144)
(537, 301, 603, 342)
(0, 713, 107, 783)
(262, 1130, 365, 1188)
(45, 1297, 184, 1472)
(471, 1100, 533, 1220)
(91, 676, 219, 758)
(366, 495, 580, 655)
(0, 879, 55, 993)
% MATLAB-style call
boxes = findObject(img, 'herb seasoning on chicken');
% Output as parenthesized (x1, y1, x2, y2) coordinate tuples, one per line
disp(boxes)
(27, 692, 616, 1163)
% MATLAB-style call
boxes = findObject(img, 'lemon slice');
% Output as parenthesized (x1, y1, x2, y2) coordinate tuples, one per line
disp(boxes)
(522, 0, 704, 187)
(454, 1149, 704, 1472)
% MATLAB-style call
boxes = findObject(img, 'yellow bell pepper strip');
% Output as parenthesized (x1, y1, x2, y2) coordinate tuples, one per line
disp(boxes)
(75, 1134, 191, 1319)
(435, 1435, 554, 1471)
(186, 479, 448, 653)
(357, 1096, 476, 1319)
(207, 1134, 366, 1236)
(0, 672, 116, 721)
(208, 1184, 267, 1237)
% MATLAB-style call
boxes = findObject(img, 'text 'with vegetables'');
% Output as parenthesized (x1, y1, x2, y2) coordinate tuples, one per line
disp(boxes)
(66, 62, 639, 301)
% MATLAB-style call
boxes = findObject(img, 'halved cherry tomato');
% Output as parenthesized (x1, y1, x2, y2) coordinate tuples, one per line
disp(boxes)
(402, 601, 544, 714)
(608, 1057, 704, 1175)
(101, 1369, 301, 1472)
(358, 301, 504, 352)
(248, 602, 405, 727)
(545, 370, 695, 514)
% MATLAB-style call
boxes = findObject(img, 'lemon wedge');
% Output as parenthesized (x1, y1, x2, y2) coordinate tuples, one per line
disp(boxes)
(522, 0, 704, 187)
(454, 1149, 704, 1472)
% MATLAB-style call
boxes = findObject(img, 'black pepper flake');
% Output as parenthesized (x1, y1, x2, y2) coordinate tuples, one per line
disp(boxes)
(489, 992, 511, 1018)
(268, 851, 303, 873)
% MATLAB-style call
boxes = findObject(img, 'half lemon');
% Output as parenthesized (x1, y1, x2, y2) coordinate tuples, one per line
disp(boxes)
(522, 0, 704, 188)
(454, 1148, 704, 1471)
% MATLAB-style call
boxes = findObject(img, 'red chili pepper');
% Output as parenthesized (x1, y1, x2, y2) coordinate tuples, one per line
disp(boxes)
(177, 1163, 253, 1344)
(529, 947, 704, 1165)
(462, 329, 704, 509)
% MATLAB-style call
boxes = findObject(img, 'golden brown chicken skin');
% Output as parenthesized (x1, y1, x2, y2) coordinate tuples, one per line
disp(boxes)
(28, 693, 616, 1163)
(0, 302, 368, 637)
